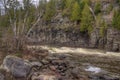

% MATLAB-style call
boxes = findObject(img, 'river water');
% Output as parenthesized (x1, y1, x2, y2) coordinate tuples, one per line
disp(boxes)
(27, 45, 120, 77)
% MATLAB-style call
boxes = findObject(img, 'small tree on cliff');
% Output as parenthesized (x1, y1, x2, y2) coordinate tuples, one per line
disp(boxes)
(71, 2, 81, 22)
(112, 9, 120, 30)
(81, 0, 90, 5)
(44, 0, 56, 21)
(62, 0, 76, 17)
(80, 4, 94, 33)
(94, 1, 101, 15)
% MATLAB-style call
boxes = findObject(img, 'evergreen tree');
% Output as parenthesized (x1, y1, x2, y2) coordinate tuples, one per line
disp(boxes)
(81, 0, 90, 5)
(116, 0, 120, 6)
(44, 0, 56, 21)
(112, 10, 120, 30)
(94, 1, 101, 15)
(100, 20, 107, 37)
(80, 4, 94, 33)
(60, 0, 66, 10)
(106, 3, 113, 13)
(65, 0, 74, 9)
(71, 2, 81, 21)
(62, 0, 75, 17)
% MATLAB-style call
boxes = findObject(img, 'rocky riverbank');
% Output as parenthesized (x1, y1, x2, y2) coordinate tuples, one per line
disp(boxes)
(0, 47, 120, 80)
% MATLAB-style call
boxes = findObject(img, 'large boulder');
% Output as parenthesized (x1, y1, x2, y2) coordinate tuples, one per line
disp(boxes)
(1, 55, 31, 78)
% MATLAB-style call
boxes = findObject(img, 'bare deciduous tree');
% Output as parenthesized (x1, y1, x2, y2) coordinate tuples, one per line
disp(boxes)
(0, 0, 43, 51)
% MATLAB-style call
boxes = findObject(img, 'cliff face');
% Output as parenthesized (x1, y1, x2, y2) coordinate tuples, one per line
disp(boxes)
(27, 1, 120, 52)
(28, 27, 89, 47)
(106, 28, 120, 51)
(28, 19, 120, 52)
(90, 28, 120, 52)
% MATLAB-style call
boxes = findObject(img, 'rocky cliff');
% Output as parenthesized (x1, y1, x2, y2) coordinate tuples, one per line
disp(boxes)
(28, 22, 120, 52)
(27, 0, 120, 52)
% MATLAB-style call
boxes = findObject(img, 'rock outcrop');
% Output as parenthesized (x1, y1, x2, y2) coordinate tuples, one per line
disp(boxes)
(28, 26, 120, 52)
(27, 0, 120, 52)
(106, 28, 120, 52)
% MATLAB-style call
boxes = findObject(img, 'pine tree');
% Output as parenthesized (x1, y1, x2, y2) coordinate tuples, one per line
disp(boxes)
(80, 4, 94, 33)
(112, 10, 120, 30)
(71, 2, 81, 21)
(100, 20, 107, 37)
(116, 0, 120, 6)
(94, 1, 101, 15)
(65, 0, 74, 9)
(62, 0, 75, 17)
(81, 0, 90, 5)
(60, 0, 67, 10)
(44, 0, 56, 21)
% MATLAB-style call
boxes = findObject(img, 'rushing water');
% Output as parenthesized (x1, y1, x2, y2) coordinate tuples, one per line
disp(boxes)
(85, 66, 102, 74)
(27, 45, 120, 76)
(27, 45, 120, 57)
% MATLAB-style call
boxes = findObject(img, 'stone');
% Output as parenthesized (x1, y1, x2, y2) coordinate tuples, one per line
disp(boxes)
(0, 73, 4, 80)
(42, 59, 49, 65)
(1, 55, 31, 78)
(49, 66, 56, 71)
(30, 61, 42, 67)
(71, 67, 81, 79)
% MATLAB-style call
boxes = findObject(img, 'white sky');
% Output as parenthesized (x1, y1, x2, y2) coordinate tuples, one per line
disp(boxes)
(0, 0, 50, 14)
(0, 0, 50, 8)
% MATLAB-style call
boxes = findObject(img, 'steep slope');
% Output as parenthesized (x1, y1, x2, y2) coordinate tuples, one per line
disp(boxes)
(27, 0, 120, 52)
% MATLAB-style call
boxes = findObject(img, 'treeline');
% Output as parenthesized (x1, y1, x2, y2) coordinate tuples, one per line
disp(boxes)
(59, 0, 120, 32)
(0, 0, 120, 30)
(0, 0, 120, 51)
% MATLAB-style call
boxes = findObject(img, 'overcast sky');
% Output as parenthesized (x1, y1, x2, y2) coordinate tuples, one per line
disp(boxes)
(0, 0, 50, 8)
(0, 0, 49, 14)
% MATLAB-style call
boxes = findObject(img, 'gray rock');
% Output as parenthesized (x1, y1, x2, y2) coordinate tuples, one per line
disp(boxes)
(0, 73, 4, 80)
(30, 61, 42, 67)
(1, 55, 31, 78)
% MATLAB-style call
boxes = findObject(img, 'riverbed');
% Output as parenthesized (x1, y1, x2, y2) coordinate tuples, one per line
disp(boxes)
(26, 45, 120, 77)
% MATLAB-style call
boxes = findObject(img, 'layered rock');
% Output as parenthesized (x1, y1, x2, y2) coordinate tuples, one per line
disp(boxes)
(106, 28, 120, 51)
(28, 26, 120, 52)
(26, 0, 120, 52)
